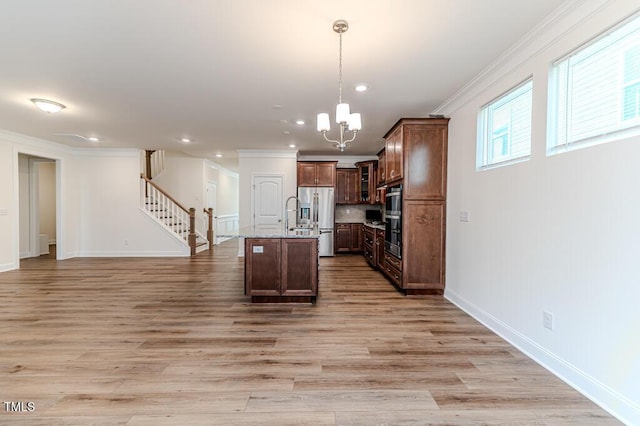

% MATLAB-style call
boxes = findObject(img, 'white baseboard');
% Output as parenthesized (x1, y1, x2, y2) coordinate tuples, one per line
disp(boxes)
(74, 250, 189, 257)
(0, 262, 18, 273)
(445, 289, 639, 425)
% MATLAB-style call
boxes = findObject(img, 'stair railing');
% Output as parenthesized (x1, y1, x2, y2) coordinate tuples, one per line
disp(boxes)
(204, 208, 214, 249)
(140, 173, 197, 255)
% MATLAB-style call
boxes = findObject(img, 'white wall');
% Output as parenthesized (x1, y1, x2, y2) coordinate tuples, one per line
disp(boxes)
(73, 150, 189, 257)
(439, 0, 640, 423)
(238, 150, 298, 231)
(38, 161, 56, 244)
(1, 132, 192, 272)
(17, 154, 30, 257)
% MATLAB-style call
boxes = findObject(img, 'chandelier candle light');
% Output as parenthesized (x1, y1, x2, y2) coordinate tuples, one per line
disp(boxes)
(317, 19, 362, 152)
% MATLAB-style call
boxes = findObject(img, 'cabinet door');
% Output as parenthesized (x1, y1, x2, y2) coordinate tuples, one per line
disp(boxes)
(281, 238, 318, 296)
(378, 150, 386, 186)
(336, 169, 358, 204)
(403, 201, 445, 291)
(334, 224, 352, 253)
(346, 169, 358, 204)
(244, 238, 281, 296)
(404, 124, 448, 200)
(336, 170, 348, 204)
(297, 162, 317, 186)
(350, 223, 363, 252)
(315, 162, 336, 187)
(375, 229, 385, 269)
(385, 126, 403, 183)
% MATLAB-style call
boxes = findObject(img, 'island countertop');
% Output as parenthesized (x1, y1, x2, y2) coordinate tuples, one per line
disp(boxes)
(217, 225, 321, 239)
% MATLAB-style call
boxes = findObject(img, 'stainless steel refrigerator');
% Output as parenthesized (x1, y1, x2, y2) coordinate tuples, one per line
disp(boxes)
(297, 187, 334, 256)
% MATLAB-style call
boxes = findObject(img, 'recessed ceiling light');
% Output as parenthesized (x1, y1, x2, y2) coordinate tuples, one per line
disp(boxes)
(289, 144, 296, 148)
(295, 119, 305, 125)
(355, 84, 368, 92)
(31, 98, 66, 113)
(181, 138, 191, 143)
(215, 153, 222, 158)
(87, 137, 100, 142)
(283, 130, 291, 135)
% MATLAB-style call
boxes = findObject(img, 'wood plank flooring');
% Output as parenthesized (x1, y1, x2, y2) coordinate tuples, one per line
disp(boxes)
(0, 242, 620, 425)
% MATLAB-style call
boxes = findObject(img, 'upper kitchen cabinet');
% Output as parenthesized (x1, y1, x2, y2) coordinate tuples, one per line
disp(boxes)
(355, 161, 377, 204)
(297, 161, 337, 187)
(336, 168, 359, 204)
(377, 148, 386, 187)
(383, 118, 449, 200)
(384, 126, 403, 184)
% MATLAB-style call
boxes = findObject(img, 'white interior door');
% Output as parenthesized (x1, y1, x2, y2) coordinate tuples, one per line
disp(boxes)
(252, 175, 283, 233)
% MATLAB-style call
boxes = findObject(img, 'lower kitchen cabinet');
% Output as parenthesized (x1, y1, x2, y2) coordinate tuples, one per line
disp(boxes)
(363, 225, 385, 269)
(245, 238, 318, 303)
(335, 223, 363, 253)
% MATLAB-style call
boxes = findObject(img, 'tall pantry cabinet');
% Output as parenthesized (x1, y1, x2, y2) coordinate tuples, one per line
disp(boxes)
(383, 117, 448, 295)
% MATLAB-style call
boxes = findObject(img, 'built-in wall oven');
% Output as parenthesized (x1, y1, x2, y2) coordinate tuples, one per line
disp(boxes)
(385, 184, 402, 259)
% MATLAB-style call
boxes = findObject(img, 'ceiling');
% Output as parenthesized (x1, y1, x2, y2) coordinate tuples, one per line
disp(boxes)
(1, 0, 566, 171)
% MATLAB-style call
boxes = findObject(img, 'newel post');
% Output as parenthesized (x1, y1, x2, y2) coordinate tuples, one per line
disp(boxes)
(189, 208, 196, 256)
(206, 208, 214, 249)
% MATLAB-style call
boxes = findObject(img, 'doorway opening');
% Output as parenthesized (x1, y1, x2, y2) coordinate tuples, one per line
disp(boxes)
(18, 154, 59, 265)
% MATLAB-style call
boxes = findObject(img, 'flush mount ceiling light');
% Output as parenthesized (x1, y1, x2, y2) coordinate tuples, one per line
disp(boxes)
(181, 138, 191, 143)
(355, 84, 368, 92)
(31, 98, 66, 113)
(317, 19, 362, 152)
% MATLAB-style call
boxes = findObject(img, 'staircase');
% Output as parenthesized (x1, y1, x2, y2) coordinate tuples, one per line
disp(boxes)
(140, 172, 211, 256)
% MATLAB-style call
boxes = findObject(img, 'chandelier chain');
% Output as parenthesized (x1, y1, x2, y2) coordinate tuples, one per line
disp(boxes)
(338, 29, 343, 104)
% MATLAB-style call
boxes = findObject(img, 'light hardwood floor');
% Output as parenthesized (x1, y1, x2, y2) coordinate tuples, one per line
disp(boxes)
(0, 241, 620, 425)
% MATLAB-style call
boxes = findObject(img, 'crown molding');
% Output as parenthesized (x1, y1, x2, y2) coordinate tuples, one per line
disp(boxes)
(433, 0, 613, 116)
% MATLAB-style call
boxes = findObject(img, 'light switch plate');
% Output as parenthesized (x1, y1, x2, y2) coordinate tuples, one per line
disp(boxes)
(0, 208, 8, 216)
(459, 211, 470, 222)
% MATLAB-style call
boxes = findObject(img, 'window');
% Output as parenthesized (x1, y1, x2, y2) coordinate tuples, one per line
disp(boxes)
(477, 79, 533, 169)
(548, 12, 640, 153)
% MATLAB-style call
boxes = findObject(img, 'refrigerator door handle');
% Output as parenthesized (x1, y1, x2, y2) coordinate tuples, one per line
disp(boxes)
(313, 192, 319, 225)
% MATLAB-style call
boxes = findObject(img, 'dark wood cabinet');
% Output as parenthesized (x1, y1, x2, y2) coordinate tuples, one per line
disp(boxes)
(245, 238, 318, 302)
(297, 161, 337, 187)
(334, 223, 363, 253)
(363, 225, 385, 269)
(281, 238, 319, 297)
(403, 124, 448, 200)
(336, 169, 359, 204)
(351, 223, 363, 252)
(363, 225, 376, 267)
(377, 148, 386, 186)
(402, 201, 445, 293)
(385, 126, 403, 184)
(356, 161, 378, 204)
(380, 117, 449, 295)
(375, 228, 385, 269)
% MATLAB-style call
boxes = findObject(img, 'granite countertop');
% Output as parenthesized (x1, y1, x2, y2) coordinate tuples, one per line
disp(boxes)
(335, 220, 385, 231)
(217, 225, 321, 239)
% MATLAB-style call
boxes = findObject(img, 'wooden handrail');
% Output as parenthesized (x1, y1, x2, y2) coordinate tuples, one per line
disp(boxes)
(140, 173, 190, 214)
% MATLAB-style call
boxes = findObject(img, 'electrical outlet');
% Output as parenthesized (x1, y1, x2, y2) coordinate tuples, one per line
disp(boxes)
(459, 211, 470, 222)
(543, 311, 554, 330)
(124, 240, 129, 246)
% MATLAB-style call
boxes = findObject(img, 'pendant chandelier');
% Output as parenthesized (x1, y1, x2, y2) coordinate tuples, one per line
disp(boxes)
(317, 20, 362, 152)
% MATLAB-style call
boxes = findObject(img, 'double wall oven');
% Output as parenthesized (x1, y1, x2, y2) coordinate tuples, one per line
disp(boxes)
(385, 184, 402, 259)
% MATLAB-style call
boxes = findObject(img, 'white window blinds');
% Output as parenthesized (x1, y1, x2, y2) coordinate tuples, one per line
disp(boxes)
(549, 13, 640, 152)
(477, 79, 533, 169)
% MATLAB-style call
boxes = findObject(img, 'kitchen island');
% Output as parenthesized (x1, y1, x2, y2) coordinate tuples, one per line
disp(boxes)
(219, 226, 319, 303)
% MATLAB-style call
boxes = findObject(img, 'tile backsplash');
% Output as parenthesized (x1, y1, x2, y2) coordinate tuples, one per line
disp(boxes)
(335, 204, 383, 223)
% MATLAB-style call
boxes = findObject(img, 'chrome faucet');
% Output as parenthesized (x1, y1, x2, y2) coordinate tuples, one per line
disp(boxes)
(284, 196, 300, 232)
